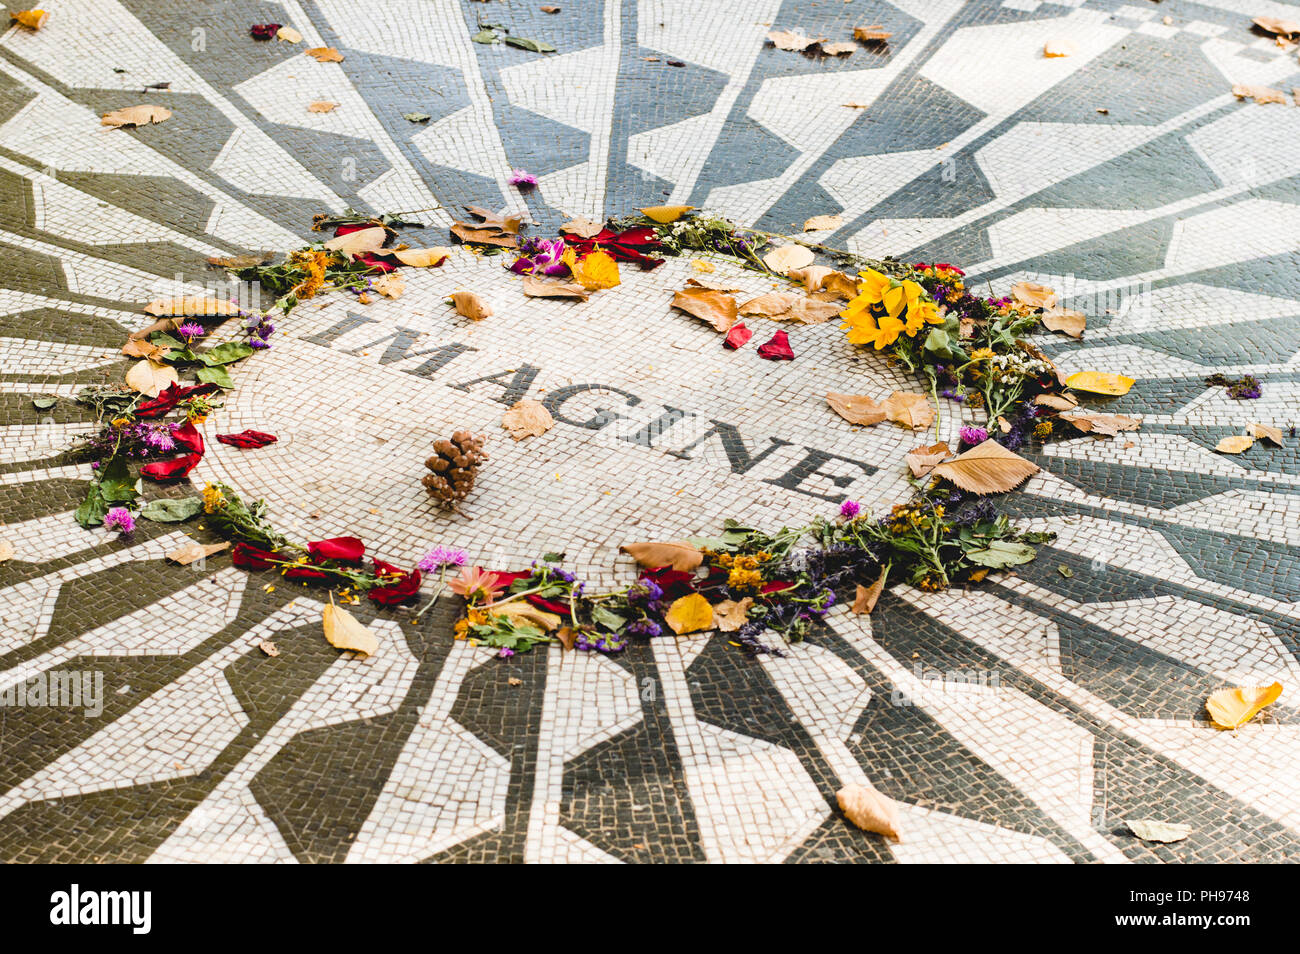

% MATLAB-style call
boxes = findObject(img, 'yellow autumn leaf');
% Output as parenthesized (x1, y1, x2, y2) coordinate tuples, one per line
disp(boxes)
(572, 249, 620, 290)
(640, 205, 694, 223)
(11, 9, 48, 29)
(1214, 435, 1254, 455)
(322, 599, 378, 656)
(392, 246, 452, 267)
(1205, 682, 1283, 730)
(304, 46, 344, 62)
(125, 359, 178, 398)
(1064, 371, 1135, 396)
(664, 593, 714, 635)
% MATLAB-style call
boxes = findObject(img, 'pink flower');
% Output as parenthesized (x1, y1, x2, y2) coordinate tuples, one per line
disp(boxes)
(449, 566, 506, 604)
(508, 169, 538, 188)
(104, 507, 135, 535)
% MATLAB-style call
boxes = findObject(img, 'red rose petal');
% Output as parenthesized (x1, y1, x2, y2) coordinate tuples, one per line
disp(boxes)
(139, 452, 202, 481)
(307, 537, 365, 563)
(724, 322, 753, 350)
(757, 329, 794, 360)
(216, 430, 278, 449)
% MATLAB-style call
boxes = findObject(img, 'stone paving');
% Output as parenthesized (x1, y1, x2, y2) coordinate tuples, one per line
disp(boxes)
(0, 0, 1297, 863)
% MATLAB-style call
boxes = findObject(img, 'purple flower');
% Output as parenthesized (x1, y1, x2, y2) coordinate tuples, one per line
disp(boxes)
(839, 499, 861, 519)
(508, 169, 538, 188)
(104, 507, 135, 535)
(626, 618, 662, 638)
(627, 580, 663, 607)
(177, 322, 205, 341)
(418, 545, 468, 573)
(497, 647, 515, 658)
(959, 426, 989, 447)
(249, 337, 270, 349)
(509, 237, 569, 277)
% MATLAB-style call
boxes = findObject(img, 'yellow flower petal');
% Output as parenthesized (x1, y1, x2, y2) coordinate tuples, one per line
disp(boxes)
(1206, 682, 1283, 729)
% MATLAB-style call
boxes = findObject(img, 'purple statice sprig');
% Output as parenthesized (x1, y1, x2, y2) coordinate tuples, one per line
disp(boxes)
(418, 545, 468, 573)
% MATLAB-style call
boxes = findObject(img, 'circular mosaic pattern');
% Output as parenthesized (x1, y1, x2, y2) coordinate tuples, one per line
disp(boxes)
(0, 0, 1297, 863)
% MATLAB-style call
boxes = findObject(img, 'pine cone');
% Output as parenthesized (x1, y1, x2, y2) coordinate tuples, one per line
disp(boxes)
(422, 430, 488, 510)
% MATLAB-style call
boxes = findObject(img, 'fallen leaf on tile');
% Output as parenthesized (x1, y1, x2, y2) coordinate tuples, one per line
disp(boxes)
(761, 244, 815, 274)
(1205, 681, 1282, 729)
(493, 601, 561, 632)
(664, 592, 714, 635)
(501, 399, 555, 440)
(767, 29, 824, 52)
(308, 100, 338, 112)
(931, 440, 1040, 494)
(1041, 307, 1086, 338)
(559, 216, 604, 238)
(1214, 434, 1254, 454)
(671, 286, 737, 332)
(450, 290, 492, 320)
(257, 640, 280, 657)
(1249, 422, 1284, 446)
(508, 676, 523, 686)
(304, 46, 344, 62)
(1064, 370, 1135, 396)
(122, 339, 164, 359)
(837, 782, 901, 841)
(1010, 280, 1056, 310)
(619, 540, 703, 572)
(0, 540, 14, 562)
(851, 572, 887, 615)
(789, 265, 858, 299)
(522, 276, 590, 299)
(853, 25, 892, 43)
(1232, 83, 1288, 105)
(1034, 391, 1079, 411)
(881, 391, 933, 430)
(1057, 412, 1141, 437)
(821, 41, 857, 56)
(325, 226, 388, 261)
(166, 541, 229, 566)
(371, 273, 405, 299)
(713, 597, 753, 632)
(144, 295, 241, 317)
(10, 9, 48, 29)
(392, 246, 451, 267)
(737, 292, 840, 324)
(1253, 16, 1300, 36)
(125, 360, 179, 398)
(640, 204, 694, 223)
(803, 214, 843, 231)
(904, 441, 951, 478)
(101, 105, 172, 128)
(1043, 37, 1077, 57)
(276, 26, 303, 42)
(1126, 819, 1192, 844)
(826, 392, 887, 426)
(323, 598, 378, 656)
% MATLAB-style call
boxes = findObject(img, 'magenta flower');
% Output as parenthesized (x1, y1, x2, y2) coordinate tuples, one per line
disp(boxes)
(177, 322, 205, 340)
(497, 647, 516, 658)
(509, 237, 569, 277)
(104, 507, 135, 535)
(508, 169, 538, 188)
(418, 545, 469, 573)
(960, 426, 989, 447)
(839, 499, 861, 519)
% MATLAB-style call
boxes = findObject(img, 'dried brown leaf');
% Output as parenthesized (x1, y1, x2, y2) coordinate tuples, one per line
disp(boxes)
(0, 540, 15, 562)
(821, 41, 857, 56)
(619, 540, 703, 573)
(853, 25, 892, 43)
(308, 100, 338, 112)
(931, 440, 1040, 494)
(522, 276, 590, 299)
(121, 338, 164, 359)
(1033, 391, 1079, 411)
(1010, 281, 1056, 310)
(904, 441, 951, 478)
(144, 296, 241, 317)
(450, 221, 518, 248)
(501, 399, 555, 440)
(713, 597, 753, 633)
(1249, 422, 1284, 446)
(277, 26, 303, 42)
(166, 541, 229, 566)
(324, 225, 386, 260)
(737, 292, 840, 324)
(789, 265, 858, 300)
(10, 9, 48, 29)
(323, 601, 378, 656)
(761, 244, 815, 275)
(767, 29, 824, 51)
(1232, 83, 1288, 105)
(207, 252, 273, 269)
(672, 287, 737, 332)
(851, 573, 887, 615)
(101, 105, 171, 128)
(371, 273, 405, 299)
(881, 391, 934, 430)
(304, 46, 344, 62)
(1253, 16, 1300, 36)
(837, 782, 901, 841)
(559, 216, 604, 238)
(450, 290, 492, 320)
(1041, 307, 1086, 338)
(1214, 434, 1254, 454)
(803, 214, 844, 231)
(826, 392, 886, 426)
(125, 360, 178, 398)
(1058, 412, 1142, 437)
(392, 246, 452, 267)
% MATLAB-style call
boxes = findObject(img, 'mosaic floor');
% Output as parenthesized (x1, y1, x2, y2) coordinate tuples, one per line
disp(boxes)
(0, 0, 1297, 864)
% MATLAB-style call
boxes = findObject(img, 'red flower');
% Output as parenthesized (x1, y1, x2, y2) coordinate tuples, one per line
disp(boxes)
(134, 382, 218, 419)
(724, 322, 752, 350)
(757, 330, 794, 361)
(171, 420, 204, 454)
(217, 430, 278, 449)
(760, 580, 795, 595)
(358, 253, 398, 273)
(249, 23, 281, 39)
(284, 565, 332, 582)
(307, 537, 365, 563)
(640, 566, 697, 600)
(368, 559, 422, 606)
(231, 543, 280, 570)
(565, 227, 664, 270)
(139, 453, 202, 481)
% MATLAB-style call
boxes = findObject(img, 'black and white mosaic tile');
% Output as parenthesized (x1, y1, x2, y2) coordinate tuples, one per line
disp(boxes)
(0, 0, 1296, 863)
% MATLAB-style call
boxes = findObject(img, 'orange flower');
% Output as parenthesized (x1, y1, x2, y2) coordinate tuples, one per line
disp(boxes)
(448, 566, 505, 604)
